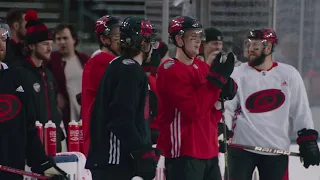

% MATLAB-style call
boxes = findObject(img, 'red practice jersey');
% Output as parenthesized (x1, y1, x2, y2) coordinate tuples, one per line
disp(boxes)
(81, 52, 116, 157)
(156, 58, 222, 159)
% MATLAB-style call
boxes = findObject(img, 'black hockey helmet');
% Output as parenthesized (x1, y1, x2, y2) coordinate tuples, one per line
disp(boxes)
(120, 16, 157, 47)
(168, 16, 204, 46)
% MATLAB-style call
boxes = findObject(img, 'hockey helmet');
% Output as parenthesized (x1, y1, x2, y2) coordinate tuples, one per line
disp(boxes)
(120, 16, 158, 48)
(0, 18, 10, 41)
(168, 16, 205, 46)
(247, 28, 278, 45)
(95, 15, 121, 38)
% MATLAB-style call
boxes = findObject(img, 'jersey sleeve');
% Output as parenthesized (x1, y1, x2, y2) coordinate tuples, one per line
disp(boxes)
(106, 64, 145, 151)
(157, 61, 221, 121)
(289, 69, 314, 134)
(224, 93, 240, 130)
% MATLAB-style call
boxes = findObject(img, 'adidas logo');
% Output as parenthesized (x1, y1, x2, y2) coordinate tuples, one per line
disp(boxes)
(16, 85, 24, 92)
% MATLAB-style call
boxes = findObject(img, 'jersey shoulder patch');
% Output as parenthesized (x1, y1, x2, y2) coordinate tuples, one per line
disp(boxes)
(122, 59, 136, 65)
(163, 60, 175, 70)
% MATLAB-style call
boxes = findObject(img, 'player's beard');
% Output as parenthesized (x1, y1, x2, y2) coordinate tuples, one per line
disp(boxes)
(34, 49, 50, 62)
(249, 53, 266, 66)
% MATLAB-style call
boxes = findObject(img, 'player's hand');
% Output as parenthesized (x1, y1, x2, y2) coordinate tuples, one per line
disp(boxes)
(31, 159, 68, 180)
(220, 78, 238, 101)
(205, 50, 220, 66)
(218, 123, 233, 153)
(206, 52, 235, 88)
(130, 146, 161, 180)
(296, 128, 320, 168)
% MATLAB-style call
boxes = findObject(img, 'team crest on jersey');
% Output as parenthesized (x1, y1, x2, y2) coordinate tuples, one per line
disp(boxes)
(245, 89, 285, 113)
(122, 59, 135, 65)
(164, 61, 175, 69)
(33, 83, 41, 92)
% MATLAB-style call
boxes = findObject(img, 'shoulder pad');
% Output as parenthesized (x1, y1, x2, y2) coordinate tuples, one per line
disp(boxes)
(163, 60, 175, 70)
(122, 59, 136, 65)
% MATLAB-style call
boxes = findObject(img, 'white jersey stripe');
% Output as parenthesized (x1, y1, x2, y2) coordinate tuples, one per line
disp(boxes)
(170, 109, 181, 157)
(108, 132, 120, 164)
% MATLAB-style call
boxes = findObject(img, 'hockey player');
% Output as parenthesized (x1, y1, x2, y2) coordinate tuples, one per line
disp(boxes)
(81, 15, 120, 157)
(0, 20, 67, 180)
(85, 17, 160, 180)
(12, 10, 65, 152)
(225, 29, 320, 180)
(156, 16, 237, 180)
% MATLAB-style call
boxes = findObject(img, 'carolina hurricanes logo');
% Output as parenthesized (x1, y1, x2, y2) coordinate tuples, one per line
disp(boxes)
(140, 20, 153, 37)
(245, 89, 285, 113)
(0, 94, 22, 123)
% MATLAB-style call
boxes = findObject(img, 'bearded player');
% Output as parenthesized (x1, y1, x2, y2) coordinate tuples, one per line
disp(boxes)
(225, 29, 320, 180)
(0, 19, 67, 180)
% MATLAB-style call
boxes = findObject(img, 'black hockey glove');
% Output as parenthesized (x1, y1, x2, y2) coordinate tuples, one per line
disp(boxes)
(207, 52, 235, 88)
(31, 158, 68, 180)
(130, 146, 161, 180)
(296, 128, 320, 168)
(220, 78, 238, 101)
(218, 123, 234, 153)
(76, 92, 81, 105)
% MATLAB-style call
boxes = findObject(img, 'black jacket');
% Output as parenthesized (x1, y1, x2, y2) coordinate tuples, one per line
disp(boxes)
(0, 65, 50, 180)
(3, 39, 25, 66)
(86, 57, 152, 169)
(12, 58, 65, 150)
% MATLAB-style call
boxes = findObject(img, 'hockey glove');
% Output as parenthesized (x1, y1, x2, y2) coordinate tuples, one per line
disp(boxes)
(207, 52, 235, 88)
(218, 123, 234, 153)
(31, 158, 68, 180)
(296, 128, 320, 168)
(130, 146, 161, 180)
(76, 93, 81, 105)
(220, 78, 238, 101)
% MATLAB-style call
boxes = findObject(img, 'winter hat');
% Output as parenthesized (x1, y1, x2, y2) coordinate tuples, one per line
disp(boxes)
(204, 27, 223, 42)
(24, 10, 53, 45)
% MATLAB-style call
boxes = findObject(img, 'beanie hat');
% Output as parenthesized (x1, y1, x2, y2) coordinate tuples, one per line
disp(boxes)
(24, 10, 53, 45)
(204, 27, 223, 42)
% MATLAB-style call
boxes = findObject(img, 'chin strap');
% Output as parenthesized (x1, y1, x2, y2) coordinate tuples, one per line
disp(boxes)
(177, 39, 193, 60)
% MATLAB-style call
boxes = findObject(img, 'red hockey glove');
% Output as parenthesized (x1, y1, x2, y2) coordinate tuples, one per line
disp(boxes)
(296, 128, 320, 168)
(220, 78, 238, 101)
(130, 146, 161, 180)
(207, 52, 235, 88)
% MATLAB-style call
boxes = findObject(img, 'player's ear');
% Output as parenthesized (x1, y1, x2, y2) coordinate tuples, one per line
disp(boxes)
(265, 42, 273, 54)
(175, 34, 183, 47)
(28, 44, 35, 51)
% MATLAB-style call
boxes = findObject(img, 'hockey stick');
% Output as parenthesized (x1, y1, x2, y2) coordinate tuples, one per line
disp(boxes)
(229, 143, 301, 157)
(220, 98, 229, 180)
(0, 165, 49, 179)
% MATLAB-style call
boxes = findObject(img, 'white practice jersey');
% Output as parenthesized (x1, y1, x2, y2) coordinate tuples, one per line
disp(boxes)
(225, 62, 314, 153)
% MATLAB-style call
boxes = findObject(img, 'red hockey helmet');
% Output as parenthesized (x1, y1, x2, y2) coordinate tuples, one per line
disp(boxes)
(248, 28, 278, 45)
(168, 16, 204, 46)
(95, 15, 121, 38)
